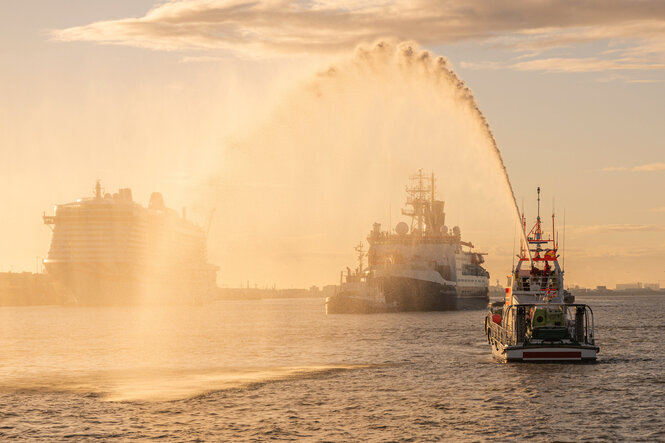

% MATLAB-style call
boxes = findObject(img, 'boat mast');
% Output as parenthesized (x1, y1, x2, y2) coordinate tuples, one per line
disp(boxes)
(431, 172, 435, 209)
(537, 186, 540, 222)
(402, 169, 432, 235)
(355, 241, 365, 274)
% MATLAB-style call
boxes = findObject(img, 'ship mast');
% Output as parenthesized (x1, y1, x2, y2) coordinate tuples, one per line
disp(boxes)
(402, 169, 433, 236)
(94, 180, 103, 200)
(523, 187, 558, 267)
(354, 241, 365, 274)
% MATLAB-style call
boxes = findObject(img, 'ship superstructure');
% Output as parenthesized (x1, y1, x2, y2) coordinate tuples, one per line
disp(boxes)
(43, 181, 217, 305)
(326, 170, 489, 313)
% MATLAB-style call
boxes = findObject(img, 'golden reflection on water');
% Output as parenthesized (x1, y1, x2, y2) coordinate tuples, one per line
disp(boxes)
(2, 365, 372, 402)
(0, 301, 378, 402)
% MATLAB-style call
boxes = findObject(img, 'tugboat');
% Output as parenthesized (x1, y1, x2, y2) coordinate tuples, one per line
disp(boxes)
(325, 242, 398, 314)
(484, 188, 599, 362)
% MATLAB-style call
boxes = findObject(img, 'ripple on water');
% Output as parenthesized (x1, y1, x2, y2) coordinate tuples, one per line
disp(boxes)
(0, 296, 663, 440)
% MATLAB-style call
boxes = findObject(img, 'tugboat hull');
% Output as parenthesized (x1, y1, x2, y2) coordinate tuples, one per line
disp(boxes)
(325, 292, 390, 314)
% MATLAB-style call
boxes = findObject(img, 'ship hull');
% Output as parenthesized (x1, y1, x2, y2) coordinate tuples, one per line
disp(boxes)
(45, 262, 216, 306)
(326, 276, 488, 314)
(325, 292, 390, 314)
(456, 286, 490, 310)
(491, 342, 598, 362)
(381, 276, 457, 311)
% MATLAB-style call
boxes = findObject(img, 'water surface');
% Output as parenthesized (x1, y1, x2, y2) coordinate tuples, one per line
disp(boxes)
(1, 294, 663, 440)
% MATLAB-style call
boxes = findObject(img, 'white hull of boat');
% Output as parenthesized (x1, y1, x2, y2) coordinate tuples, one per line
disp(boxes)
(491, 341, 597, 362)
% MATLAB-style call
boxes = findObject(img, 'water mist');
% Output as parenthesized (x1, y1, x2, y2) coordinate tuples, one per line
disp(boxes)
(208, 40, 521, 287)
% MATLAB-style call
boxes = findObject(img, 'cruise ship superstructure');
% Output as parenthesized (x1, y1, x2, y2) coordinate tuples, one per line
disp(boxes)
(326, 170, 489, 313)
(43, 181, 217, 305)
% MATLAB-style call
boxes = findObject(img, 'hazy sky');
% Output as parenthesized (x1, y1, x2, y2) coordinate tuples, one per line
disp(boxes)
(1, 0, 664, 288)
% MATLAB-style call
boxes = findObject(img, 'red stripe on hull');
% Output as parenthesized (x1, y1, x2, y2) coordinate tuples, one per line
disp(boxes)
(523, 351, 581, 359)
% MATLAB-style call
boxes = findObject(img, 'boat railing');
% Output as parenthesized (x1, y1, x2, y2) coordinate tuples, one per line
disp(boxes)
(487, 303, 595, 346)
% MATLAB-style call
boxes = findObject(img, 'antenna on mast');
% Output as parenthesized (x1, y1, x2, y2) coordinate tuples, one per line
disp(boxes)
(562, 209, 566, 273)
(431, 172, 435, 207)
(552, 196, 556, 248)
(354, 241, 365, 274)
(537, 186, 541, 221)
(511, 222, 516, 272)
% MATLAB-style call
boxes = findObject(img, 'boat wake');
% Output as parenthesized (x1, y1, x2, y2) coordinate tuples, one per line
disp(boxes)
(0, 364, 375, 402)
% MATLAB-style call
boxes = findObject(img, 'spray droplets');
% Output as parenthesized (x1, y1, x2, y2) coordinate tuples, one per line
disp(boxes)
(211, 40, 520, 286)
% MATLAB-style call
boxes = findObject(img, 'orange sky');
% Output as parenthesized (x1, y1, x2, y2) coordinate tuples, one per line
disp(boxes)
(1, 1, 664, 289)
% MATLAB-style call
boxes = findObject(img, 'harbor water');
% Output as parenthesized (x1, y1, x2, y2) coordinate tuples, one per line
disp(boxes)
(1, 294, 664, 441)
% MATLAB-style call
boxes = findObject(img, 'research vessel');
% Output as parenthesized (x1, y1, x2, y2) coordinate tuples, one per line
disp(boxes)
(484, 188, 598, 362)
(43, 181, 218, 305)
(326, 170, 489, 313)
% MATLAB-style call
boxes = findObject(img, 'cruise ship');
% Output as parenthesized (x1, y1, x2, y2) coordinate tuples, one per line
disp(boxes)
(326, 170, 489, 313)
(43, 181, 218, 305)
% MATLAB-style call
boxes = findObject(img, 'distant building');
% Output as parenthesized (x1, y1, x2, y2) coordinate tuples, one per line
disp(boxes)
(616, 283, 640, 291)
(0, 272, 59, 306)
(596, 285, 607, 291)
(644, 283, 660, 290)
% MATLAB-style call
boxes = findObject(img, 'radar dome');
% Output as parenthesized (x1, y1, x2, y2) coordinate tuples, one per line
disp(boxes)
(395, 222, 409, 235)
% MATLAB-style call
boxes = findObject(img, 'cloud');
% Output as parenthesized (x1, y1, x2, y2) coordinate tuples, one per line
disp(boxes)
(650, 207, 665, 213)
(601, 166, 627, 172)
(511, 57, 665, 73)
(601, 163, 665, 172)
(573, 243, 665, 259)
(178, 55, 231, 63)
(52, 0, 665, 72)
(594, 73, 665, 83)
(572, 224, 665, 233)
(631, 162, 665, 172)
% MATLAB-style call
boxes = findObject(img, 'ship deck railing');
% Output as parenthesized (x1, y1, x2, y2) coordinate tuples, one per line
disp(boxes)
(487, 303, 595, 347)
(515, 275, 560, 292)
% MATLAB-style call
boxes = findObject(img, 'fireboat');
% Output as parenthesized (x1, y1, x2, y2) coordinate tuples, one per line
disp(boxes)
(484, 188, 599, 362)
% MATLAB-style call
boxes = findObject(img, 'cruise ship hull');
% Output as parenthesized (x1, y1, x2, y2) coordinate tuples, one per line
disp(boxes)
(45, 262, 216, 306)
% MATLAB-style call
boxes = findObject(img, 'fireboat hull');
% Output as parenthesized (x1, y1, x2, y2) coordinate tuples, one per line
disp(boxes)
(491, 342, 598, 362)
